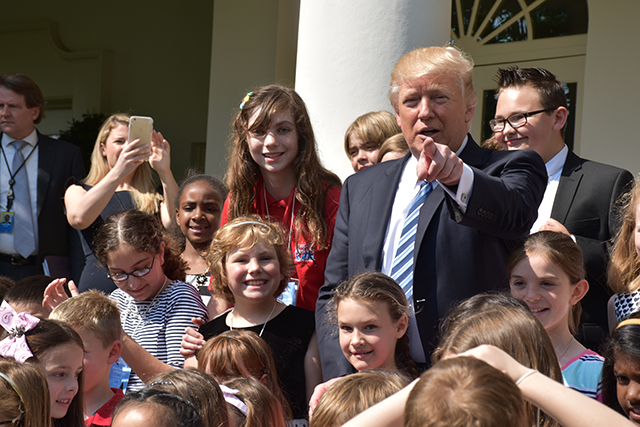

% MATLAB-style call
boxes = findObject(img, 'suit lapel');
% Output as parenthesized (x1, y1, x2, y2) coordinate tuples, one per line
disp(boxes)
(362, 155, 408, 268)
(551, 150, 583, 223)
(36, 132, 55, 217)
(413, 135, 478, 260)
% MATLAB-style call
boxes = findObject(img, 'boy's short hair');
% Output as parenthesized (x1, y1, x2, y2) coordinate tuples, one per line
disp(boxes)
(4, 275, 52, 305)
(50, 290, 121, 348)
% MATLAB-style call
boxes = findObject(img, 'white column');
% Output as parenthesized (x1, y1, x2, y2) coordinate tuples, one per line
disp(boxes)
(295, 1, 451, 181)
(580, 0, 640, 177)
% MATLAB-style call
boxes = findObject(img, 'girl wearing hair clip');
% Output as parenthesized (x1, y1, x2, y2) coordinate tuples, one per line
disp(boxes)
(0, 301, 85, 427)
(602, 312, 640, 425)
(222, 85, 341, 312)
(0, 358, 52, 427)
(182, 216, 322, 424)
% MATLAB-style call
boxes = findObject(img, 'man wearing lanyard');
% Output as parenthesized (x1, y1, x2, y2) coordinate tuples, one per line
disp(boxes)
(0, 74, 84, 280)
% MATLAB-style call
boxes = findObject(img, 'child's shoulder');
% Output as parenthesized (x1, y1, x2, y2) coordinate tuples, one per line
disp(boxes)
(272, 305, 315, 331)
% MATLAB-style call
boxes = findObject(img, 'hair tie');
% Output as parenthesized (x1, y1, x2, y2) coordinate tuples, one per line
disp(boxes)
(616, 318, 640, 330)
(0, 371, 23, 403)
(228, 220, 270, 230)
(0, 301, 39, 363)
(220, 384, 248, 416)
(239, 92, 253, 110)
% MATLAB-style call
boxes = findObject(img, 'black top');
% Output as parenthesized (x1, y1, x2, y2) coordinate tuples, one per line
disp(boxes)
(71, 179, 135, 293)
(199, 305, 315, 419)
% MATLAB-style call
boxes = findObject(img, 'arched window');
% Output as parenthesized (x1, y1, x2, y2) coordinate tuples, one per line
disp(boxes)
(451, 0, 588, 45)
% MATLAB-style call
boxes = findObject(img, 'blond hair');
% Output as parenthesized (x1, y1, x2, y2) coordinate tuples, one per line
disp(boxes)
(207, 216, 293, 303)
(50, 290, 121, 349)
(434, 304, 561, 427)
(0, 359, 52, 427)
(343, 111, 400, 156)
(310, 370, 408, 427)
(222, 377, 286, 427)
(376, 133, 409, 163)
(404, 357, 527, 427)
(196, 330, 291, 420)
(84, 113, 163, 215)
(609, 179, 640, 293)
(389, 45, 477, 112)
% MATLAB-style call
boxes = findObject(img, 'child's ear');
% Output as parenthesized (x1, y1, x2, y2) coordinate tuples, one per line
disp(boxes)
(569, 279, 589, 305)
(107, 340, 122, 364)
(175, 209, 181, 226)
(259, 373, 269, 388)
(395, 315, 409, 339)
(158, 241, 166, 266)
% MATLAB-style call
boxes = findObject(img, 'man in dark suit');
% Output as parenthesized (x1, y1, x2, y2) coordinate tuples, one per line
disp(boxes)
(492, 67, 634, 346)
(0, 74, 85, 280)
(316, 46, 547, 380)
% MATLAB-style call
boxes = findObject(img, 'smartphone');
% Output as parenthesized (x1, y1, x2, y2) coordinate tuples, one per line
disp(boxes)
(128, 116, 153, 157)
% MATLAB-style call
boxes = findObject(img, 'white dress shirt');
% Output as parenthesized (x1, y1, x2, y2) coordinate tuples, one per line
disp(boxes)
(380, 136, 474, 363)
(530, 145, 568, 233)
(0, 129, 39, 256)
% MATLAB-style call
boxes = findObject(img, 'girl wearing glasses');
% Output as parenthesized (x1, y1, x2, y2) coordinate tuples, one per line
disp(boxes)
(95, 209, 208, 392)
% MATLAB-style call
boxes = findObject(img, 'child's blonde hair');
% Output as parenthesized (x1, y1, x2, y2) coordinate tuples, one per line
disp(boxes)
(333, 272, 416, 377)
(147, 368, 229, 427)
(343, 111, 400, 156)
(376, 133, 409, 163)
(207, 216, 294, 303)
(507, 230, 586, 334)
(50, 290, 121, 349)
(310, 370, 409, 427)
(196, 330, 291, 420)
(433, 300, 562, 427)
(609, 180, 640, 294)
(404, 357, 527, 427)
(0, 359, 52, 427)
(222, 377, 286, 427)
(84, 113, 163, 215)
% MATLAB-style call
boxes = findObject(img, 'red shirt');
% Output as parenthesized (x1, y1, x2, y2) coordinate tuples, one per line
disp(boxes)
(221, 179, 340, 311)
(85, 388, 125, 426)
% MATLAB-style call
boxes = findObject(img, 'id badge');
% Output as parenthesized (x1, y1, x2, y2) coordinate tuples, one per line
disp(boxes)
(109, 356, 131, 392)
(278, 278, 299, 306)
(0, 212, 13, 234)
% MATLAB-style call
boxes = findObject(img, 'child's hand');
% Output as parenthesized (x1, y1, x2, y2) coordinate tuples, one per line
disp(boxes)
(455, 345, 531, 383)
(180, 322, 205, 358)
(308, 377, 341, 419)
(42, 278, 79, 312)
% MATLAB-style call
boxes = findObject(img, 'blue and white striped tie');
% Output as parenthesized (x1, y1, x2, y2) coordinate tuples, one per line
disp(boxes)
(390, 181, 432, 300)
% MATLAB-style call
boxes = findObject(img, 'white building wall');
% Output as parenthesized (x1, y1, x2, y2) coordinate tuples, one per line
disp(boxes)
(295, 1, 451, 181)
(581, 0, 640, 177)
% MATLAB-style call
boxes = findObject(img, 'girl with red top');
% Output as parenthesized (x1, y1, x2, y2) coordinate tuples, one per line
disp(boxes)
(221, 85, 341, 311)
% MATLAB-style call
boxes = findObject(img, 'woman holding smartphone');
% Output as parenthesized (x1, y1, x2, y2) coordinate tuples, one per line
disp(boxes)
(64, 113, 178, 293)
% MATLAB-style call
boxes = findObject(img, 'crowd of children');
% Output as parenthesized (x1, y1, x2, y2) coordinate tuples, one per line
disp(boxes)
(0, 81, 639, 427)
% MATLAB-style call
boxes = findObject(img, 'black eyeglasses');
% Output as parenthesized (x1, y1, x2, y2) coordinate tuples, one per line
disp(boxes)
(107, 256, 155, 283)
(489, 108, 554, 132)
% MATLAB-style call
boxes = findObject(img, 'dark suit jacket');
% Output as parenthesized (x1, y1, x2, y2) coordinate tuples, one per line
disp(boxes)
(1, 131, 85, 271)
(551, 150, 634, 335)
(36, 132, 85, 265)
(316, 136, 547, 379)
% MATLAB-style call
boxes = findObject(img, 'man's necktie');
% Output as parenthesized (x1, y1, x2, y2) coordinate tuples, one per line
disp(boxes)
(10, 140, 36, 258)
(390, 181, 432, 299)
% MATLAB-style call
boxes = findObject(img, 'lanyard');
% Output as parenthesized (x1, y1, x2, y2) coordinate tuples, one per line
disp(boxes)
(1, 141, 38, 211)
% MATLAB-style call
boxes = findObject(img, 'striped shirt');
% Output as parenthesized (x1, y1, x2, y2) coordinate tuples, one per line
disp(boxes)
(110, 280, 208, 392)
(561, 349, 604, 401)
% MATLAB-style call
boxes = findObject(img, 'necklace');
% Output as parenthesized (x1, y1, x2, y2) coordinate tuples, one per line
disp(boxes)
(557, 336, 575, 362)
(229, 301, 278, 337)
(122, 276, 169, 337)
(263, 184, 295, 247)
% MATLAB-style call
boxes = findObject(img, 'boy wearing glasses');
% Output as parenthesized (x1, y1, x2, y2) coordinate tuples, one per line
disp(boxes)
(493, 66, 634, 347)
